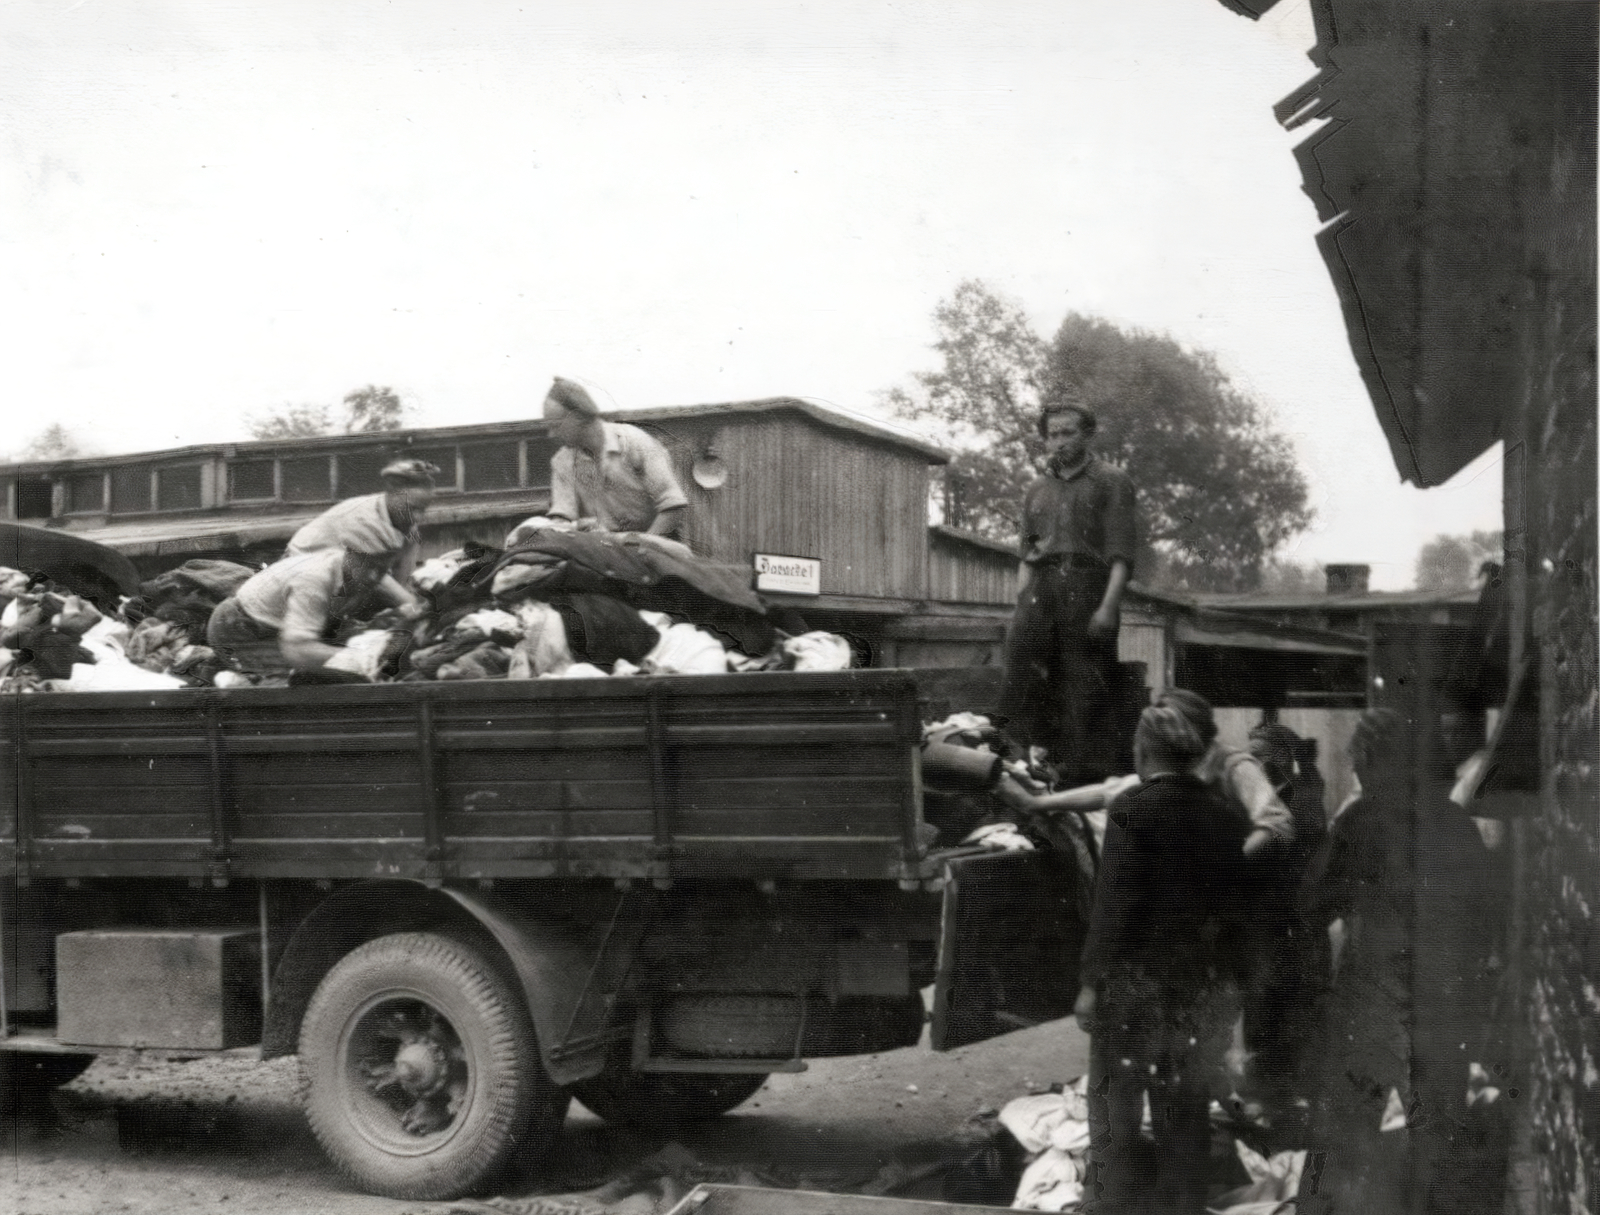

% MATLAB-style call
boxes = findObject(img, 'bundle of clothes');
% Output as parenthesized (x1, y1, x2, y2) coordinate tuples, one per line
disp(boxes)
(0, 518, 856, 694)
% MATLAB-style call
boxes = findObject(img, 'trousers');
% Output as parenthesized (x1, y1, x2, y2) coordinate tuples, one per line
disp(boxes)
(997, 564, 1118, 784)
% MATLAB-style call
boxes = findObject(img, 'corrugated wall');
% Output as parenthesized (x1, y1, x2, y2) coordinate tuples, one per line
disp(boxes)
(667, 413, 930, 601)
(927, 532, 1016, 605)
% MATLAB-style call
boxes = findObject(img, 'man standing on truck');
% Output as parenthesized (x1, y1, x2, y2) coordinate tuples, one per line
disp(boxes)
(283, 456, 438, 621)
(542, 377, 689, 539)
(207, 546, 398, 679)
(997, 395, 1138, 786)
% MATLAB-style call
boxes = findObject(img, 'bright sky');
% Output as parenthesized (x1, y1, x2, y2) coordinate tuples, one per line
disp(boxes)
(1, 0, 1502, 589)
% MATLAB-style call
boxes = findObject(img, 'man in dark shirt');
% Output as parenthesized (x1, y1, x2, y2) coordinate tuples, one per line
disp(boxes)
(997, 399, 1138, 784)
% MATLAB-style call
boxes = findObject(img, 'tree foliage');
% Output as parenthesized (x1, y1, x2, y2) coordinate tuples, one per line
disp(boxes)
(1415, 530, 1503, 591)
(342, 385, 407, 433)
(18, 423, 88, 462)
(243, 386, 408, 442)
(884, 280, 1314, 593)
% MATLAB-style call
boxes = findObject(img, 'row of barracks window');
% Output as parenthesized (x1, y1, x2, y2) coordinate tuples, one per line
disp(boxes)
(5, 436, 560, 521)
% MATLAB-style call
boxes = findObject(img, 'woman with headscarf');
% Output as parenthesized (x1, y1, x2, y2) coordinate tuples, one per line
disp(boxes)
(283, 457, 439, 620)
(1297, 708, 1493, 1215)
(1076, 702, 1249, 1214)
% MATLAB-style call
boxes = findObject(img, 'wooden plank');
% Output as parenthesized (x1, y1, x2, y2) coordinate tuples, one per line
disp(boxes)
(31, 756, 212, 789)
(231, 813, 423, 840)
(441, 781, 653, 814)
(234, 785, 424, 816)
(32, 812, 209, 839)
(439, 810, 655, 836)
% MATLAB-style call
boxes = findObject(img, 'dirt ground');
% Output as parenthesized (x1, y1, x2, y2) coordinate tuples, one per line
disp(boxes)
(0, 1018, 1090, 1215)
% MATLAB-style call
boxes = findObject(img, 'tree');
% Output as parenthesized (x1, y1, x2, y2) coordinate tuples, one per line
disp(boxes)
(1415, 530, 1503, 591)
(244, 403, 333, 441)
(883, 281, 1314, 592)
(342, 385, 407, 433)
(18, 423, 88, 462)
(1256, 556, 1325, 595)
(242, 386, 409, 442)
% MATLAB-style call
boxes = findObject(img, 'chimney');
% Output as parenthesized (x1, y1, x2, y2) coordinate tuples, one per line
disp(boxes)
(1325, 563, 1370, 596)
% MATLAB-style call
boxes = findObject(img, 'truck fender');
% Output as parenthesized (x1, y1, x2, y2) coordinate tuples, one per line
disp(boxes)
(261, 880, 642, 1087)
(439, 887, 645, 1087)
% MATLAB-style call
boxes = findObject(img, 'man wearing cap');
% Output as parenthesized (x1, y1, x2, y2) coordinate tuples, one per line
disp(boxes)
(207, 547, 398, 678)
(998, 398, 1138, 785)
(542, 377, 689, 538)
(284, 457, 438, 619)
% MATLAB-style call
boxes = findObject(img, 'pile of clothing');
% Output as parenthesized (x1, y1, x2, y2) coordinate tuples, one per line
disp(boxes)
(1, 519, 855, 693)
(0, 559, 254, 693)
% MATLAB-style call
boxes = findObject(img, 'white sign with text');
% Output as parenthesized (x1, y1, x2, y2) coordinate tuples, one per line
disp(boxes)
(754, 553, 821, 595)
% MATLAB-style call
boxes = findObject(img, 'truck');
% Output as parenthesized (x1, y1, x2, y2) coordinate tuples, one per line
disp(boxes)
(0, 669, 1084, 1200)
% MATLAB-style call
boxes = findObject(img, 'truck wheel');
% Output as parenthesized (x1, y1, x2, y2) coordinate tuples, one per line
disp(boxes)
(299, 931, 567, 1201)
(0, 1052, 96, 1109)
(573, 1062, 765, 1129)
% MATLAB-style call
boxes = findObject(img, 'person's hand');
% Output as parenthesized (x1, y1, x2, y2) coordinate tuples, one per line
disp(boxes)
(1242, 827, 1276, 858)
(1087, 605, 1119, 637)
(1073, 985, 1098, 1034)
(574, 516, 604, 532)
(396, 597, 431, 624)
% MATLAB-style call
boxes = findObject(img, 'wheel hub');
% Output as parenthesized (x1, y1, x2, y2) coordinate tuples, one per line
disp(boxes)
(392, 1039, 449, 1098)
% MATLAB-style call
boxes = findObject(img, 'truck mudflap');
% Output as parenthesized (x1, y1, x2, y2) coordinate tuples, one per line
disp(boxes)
(929, 849, 1085, 1050)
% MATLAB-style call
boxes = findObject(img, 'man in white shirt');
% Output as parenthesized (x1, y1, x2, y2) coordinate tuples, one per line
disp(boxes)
(542, 377, 688, 538)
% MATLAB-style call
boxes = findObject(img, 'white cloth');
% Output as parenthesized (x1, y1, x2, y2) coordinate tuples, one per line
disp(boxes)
(507, 602, 573, 678)
(782, 631, 853, 672)
(643, 621, 728, 675)
(59, 659, 184, 693)
(322, 629, 395, 680)
(1001, 1080, 1093, 1212)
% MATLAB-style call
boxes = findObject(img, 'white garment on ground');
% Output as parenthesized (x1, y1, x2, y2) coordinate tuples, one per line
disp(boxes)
(1205, 1141, 1306, 1215)
(1001, 1080, 1093, 1213)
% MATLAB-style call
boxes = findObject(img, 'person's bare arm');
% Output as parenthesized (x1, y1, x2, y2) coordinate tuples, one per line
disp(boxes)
(647, 504, 686, 537)
(1089, 558, 1129, 636)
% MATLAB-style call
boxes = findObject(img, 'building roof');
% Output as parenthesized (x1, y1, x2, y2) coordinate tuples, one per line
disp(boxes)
(0, 397, 949, 477)
(1254, 0, 1595, 486)
(1194, 587, 1482, 613)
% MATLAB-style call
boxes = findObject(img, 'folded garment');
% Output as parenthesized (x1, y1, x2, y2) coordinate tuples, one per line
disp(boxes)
(507, 602, 572, 677)
(643, 621, 728, 676)
(19, 628, 96, 680)
(60, 658, 184, 693)
(782, 631, 853, 672)
(0, 567, 30, 598)
(437, 641, 512, 681)
(491, 559, 568, 599)
(555, 593, 659, 669)
(323, 629, 400, 681)
(412, 550, 471, 594)
(409, 631, 489, 677)
(125, 618, 190, 672)
(449, 609, 523, 643)
(52, 595, 103, 638)
(138, 559, 256, 603)
(549, 662, 609, 679)
(504, 515, 575, 547)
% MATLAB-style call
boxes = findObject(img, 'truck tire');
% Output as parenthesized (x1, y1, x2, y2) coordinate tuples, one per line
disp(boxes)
(299, 930, 567, 1201)
(573, 1062, 765, 1129)
(0, 1052, 96, 1108)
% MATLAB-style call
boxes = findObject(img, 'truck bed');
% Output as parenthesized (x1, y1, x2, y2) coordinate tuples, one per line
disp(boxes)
(1, 670, 929, 884)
